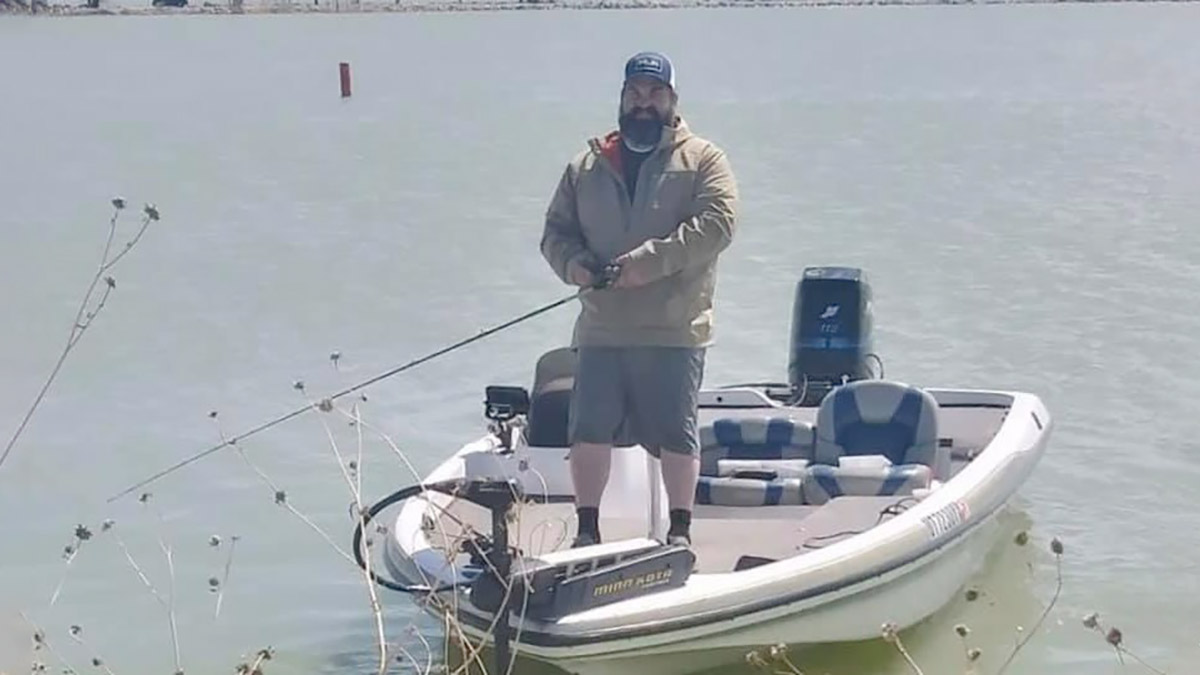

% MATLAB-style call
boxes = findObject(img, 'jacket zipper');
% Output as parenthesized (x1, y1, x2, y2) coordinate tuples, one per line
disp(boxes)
(596, 150, 634, 230)
(594, 136, 673, 232)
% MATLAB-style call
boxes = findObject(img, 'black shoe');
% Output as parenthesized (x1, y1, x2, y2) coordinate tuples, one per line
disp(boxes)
(573, 506, 600, 549)
(571, 531, 600, 548)
(666, 533, 691, 548)
(667, 509, 692, 549)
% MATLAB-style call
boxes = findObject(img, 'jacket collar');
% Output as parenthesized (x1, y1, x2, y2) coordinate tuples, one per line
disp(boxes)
(588, 116, 691, 177)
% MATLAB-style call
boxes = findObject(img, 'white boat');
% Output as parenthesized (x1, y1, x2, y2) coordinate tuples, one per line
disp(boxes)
(362, 267, 1053, 675)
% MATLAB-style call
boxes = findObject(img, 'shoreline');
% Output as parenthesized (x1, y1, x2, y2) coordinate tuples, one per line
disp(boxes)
(3, 0, 1196, 17)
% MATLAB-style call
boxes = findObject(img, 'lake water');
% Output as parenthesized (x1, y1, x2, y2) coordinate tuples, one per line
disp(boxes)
(2, 3, 1199, 674)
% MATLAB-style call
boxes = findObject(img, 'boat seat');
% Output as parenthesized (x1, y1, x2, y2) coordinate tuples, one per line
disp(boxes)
(526, 348, 575, 447)
(805, 380, 938, 504)
(527, 377, 572, 447)
(695, 417, 815, 506)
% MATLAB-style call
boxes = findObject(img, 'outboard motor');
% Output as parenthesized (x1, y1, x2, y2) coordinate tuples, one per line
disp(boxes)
(787, 266, 875, 406)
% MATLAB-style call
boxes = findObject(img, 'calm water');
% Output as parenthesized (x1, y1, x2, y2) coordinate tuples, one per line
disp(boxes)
(2, 4, 1199, 674)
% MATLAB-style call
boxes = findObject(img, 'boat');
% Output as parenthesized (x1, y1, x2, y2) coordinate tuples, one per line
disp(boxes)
(358, 266, 1053, 675)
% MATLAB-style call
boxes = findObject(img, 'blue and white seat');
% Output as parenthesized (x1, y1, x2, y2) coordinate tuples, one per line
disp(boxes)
(695, 417, 815, 506)
(804, 380, 939, 504)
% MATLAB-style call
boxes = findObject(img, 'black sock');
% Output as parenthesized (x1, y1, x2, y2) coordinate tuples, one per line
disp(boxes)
(668, 509, 691, 538)
(576, 507, 599, 539)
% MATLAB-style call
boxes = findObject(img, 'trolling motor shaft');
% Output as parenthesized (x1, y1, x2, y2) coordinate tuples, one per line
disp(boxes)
(399, 478, 523, 675)
(460, 479, 521, 675)
(353, 476, 525, 671)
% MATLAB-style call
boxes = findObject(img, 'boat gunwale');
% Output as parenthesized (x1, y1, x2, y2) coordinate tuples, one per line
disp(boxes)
(448, 491, 1008, 649)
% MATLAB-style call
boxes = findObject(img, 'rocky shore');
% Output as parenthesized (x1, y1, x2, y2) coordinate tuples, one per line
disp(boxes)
(1, 0, 1192, 18)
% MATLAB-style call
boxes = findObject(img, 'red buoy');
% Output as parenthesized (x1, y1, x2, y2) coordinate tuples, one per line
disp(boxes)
(339, 62, 352, 98)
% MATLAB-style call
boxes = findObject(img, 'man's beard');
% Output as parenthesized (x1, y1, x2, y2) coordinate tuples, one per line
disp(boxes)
(619, 106, 671, 152)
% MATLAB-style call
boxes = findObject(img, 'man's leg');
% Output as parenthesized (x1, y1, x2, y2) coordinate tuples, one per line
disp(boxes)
(570, 443, 612, 510)
(626, 346, 706, 546)
(660, 450, 700, 513)
(567, 347, 625, 546)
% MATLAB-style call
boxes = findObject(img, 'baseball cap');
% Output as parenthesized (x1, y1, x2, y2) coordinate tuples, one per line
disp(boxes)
(624, 51, 675, 89)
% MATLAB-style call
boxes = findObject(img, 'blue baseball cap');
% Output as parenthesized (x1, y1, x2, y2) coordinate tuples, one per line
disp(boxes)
(624, 51, 675, 89)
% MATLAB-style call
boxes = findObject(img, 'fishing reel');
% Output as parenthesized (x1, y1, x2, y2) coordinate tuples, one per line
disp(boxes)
(592, 263, 622, 290)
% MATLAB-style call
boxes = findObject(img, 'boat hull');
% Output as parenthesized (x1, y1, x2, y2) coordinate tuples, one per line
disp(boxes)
(452, 502, 1009, 675)
(382, 388, 1051, 675)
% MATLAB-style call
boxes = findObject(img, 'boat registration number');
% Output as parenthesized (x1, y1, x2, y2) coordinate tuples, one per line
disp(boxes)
(921, 501, 970, 539)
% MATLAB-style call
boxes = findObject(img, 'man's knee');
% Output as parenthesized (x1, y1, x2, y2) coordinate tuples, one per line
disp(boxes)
(658, 444, 699, 459)
(624, 347, 703, 455)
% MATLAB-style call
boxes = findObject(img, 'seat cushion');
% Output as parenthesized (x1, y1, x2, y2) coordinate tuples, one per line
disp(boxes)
(717, 458, 809, 479)
(803, 462, 932, 505)
(699, 417, 815, 475)
(696, 475, 805, 506)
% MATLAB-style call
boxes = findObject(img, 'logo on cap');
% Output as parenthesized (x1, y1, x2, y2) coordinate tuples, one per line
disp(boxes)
(624, 51, 675, 88)
(633, 56, 663, 73)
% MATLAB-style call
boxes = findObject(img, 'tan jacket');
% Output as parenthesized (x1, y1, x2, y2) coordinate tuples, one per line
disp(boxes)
(540, 118, 739, 347)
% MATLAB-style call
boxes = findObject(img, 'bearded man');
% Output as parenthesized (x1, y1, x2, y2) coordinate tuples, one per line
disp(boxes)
(539, 51, 740, 548)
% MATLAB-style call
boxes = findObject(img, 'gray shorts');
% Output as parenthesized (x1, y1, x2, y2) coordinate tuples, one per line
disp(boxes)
(567, 346, 706, 456)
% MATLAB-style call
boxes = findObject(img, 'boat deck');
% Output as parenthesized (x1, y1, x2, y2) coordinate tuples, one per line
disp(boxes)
(424, 495, 910, 573)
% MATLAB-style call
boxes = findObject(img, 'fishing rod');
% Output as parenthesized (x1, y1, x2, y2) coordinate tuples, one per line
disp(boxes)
(107, 269, 616, 503)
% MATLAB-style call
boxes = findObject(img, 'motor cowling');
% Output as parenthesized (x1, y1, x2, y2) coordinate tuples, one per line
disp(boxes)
(787, 266, 874, 405)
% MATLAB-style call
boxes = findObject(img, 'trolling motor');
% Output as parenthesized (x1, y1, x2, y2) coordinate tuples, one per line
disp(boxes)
(356, 471, 696, 673)
(353, 477, 524, 675)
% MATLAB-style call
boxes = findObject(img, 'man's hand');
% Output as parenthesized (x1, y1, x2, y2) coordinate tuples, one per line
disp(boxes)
(611, 254, 652, 289)
(566, 257, 596, 287)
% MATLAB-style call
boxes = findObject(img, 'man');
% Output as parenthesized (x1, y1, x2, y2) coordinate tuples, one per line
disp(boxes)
(540, 51, 739, 548)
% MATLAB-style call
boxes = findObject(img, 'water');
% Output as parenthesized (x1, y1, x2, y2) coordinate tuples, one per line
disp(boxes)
(2, 3, 1199, 673)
